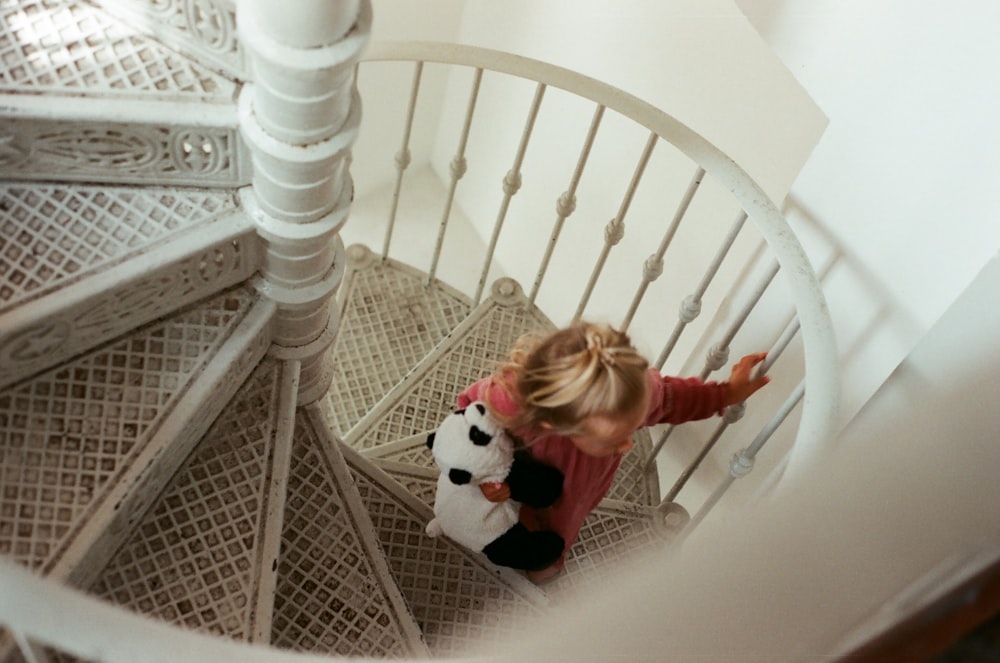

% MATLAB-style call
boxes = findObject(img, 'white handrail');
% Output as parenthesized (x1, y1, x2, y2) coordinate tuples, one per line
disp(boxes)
(0, 560, 435, 663)
(362, 41, 839, 481)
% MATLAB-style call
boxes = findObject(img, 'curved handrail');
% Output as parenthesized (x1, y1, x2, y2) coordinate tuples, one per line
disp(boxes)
(361, 41, 839, 480)
(0, 560, 430, 663)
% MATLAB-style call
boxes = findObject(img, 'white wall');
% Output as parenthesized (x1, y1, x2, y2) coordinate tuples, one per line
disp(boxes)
(733, 0, 1000, 428)
(489, 254, 1000, 661)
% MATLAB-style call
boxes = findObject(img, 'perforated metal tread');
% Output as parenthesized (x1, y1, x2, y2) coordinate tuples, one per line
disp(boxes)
(344, 277, 555, 452)
(325, 244, 473, 439)
(0, 284, 258, 575)
(272, 407, 426, 658)
(0, 0, 237, 101)
(365, 454, 667, 596)
(0, 183, 238, 312)
(338, 439, 547, 656)
(84, 357, 281, 640)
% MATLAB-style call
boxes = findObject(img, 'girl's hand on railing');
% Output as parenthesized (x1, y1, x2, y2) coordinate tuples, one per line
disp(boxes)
(480, 481, 511, 502)
(724, 352, 770, 405)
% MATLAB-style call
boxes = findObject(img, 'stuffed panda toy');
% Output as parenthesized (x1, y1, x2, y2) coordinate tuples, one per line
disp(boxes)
(425, 402, 565, 572)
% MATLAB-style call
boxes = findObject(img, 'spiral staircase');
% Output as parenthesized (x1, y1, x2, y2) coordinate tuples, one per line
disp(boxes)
(0, 1, 838, 661)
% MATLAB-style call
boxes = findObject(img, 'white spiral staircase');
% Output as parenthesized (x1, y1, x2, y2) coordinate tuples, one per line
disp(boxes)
(0, 1, 838, 660)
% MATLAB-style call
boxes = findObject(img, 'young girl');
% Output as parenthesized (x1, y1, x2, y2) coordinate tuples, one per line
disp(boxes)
(456, 321, 769, 581)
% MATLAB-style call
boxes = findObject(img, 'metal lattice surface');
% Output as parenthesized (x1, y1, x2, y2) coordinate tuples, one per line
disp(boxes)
(346, 456, 545, 656)
(326, 246, 472, 438)
(547, 501, 666, 599)
(347, 279, 554, 451)
(0, 184, 237, 310)
(0, 285, 256, 572)
(607, 428, 660, 506)
(90, 358, 279, 639)
(270, 414, 418, 658)
(0, 0, 236, 99)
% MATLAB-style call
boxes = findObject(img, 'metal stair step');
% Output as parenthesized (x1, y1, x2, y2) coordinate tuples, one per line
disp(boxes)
(84, 357, 284, 640)
(0, 183, 239, 315)
(0, 0, 237, 101)
(324, 244, 473, 439)
(271, 406, 427, 657)
(0, 283, 265, 582)
(337, 439, 548, 656)
(344, 276, 556, 452)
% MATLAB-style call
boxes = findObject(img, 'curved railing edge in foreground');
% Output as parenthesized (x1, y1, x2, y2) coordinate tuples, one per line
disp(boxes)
(361, 40, 839, 484)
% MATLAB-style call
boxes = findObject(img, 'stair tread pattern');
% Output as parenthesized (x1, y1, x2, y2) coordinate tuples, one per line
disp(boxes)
(0, 285, 257, 574)
(346, 278, 555, 451)
(271, 410, 424, 658)
(88, 358, 280, 640)
(345, 451, 547, 656)
(325, 246, 472, 439)
(0, 0, 236, 100)
(369, 456, 664, 596)
(0, 183, 237, 312)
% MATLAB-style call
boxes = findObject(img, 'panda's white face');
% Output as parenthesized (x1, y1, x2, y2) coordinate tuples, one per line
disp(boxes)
(426, 402, 514, 486)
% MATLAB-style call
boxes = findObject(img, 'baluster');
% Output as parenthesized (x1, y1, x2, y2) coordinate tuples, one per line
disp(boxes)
(683, 381, 805, 539)
(529, 103, 605, 304)
(383, 61, 423, 260)
(654, 211, 748, 370)
(645, 258, 780, 475)
(428, 67, 483, 284)
(474, 82, 546, 305)
(621, 167, 705, 331)
(573, 131, 657, 322)
(12, 629, 49, 663)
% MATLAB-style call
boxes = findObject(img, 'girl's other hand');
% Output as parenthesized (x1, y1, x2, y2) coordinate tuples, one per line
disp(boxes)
(480, 481, 511, 502)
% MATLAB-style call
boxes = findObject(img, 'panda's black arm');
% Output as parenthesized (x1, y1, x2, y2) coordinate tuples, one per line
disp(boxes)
(505, 451, 563, 508)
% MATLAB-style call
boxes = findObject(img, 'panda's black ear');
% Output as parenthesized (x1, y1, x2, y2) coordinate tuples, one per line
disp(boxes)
(448, 468, 472, 485)
(426, 432, 435, 449)
(469, 425, 492, 446)
(474, 403, 486, 415)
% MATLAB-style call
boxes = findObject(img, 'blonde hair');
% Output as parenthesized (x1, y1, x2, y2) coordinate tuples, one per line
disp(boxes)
(492, 322, 650, 435)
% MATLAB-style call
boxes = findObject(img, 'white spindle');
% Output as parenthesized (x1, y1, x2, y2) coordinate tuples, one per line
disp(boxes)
(655, 211, 749, 369)
(621, 167, 705, 331)
(645, 259, 780, 473)
(573, 132, 657, 322)
(13, 630, 49, 663)
(529, 103, 605, 304)
(383, 61, 423, 260)
(683, 381, 805, 538)
(429, 67, 483, 283)
(474, 82, 546, 305)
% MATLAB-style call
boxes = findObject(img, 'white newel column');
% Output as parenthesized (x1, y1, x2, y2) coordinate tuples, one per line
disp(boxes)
(237, 0, 370, 403)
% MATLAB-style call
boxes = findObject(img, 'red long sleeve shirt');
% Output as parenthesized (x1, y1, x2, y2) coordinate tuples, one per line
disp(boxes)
(457, 368, 727, 571)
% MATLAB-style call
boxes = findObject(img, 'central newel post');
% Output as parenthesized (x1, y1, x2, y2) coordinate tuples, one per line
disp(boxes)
(237, 0, 371, 403)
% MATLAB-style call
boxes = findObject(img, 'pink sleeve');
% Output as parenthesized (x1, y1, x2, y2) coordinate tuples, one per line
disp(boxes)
(642, 368, 729, 426)
(457, 375, 521, 419)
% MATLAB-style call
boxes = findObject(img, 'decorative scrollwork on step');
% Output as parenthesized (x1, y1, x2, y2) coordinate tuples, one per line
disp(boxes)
(183, 0, 236, 53)
(0, 236, 254, 386)
(0, 120, 246, 186)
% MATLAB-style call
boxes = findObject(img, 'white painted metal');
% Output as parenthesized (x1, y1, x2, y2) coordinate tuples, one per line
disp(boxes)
(236, 0, 370, 403)
(473, 82, 547, 305)
(529, 103, 605, 305)
(621, 167, 705, 332)
(573, 131, 657, 322)
(382, 62, 423, 260)
(654, 211, 749, 369)
(429, 67, 483, 284)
